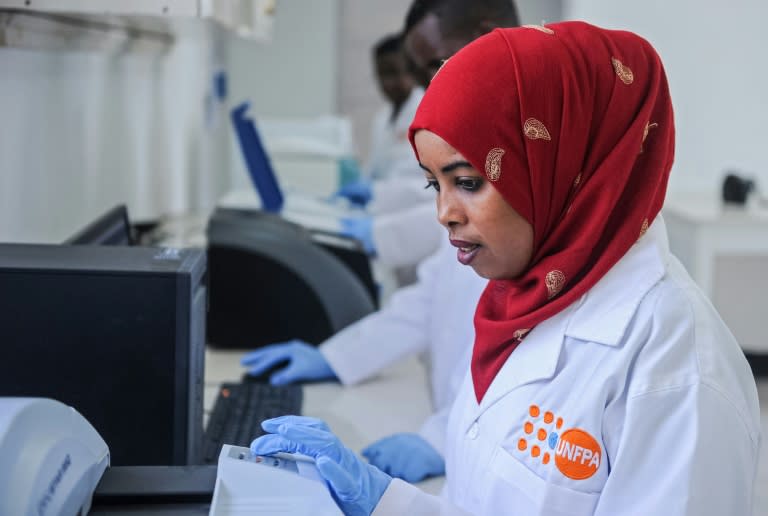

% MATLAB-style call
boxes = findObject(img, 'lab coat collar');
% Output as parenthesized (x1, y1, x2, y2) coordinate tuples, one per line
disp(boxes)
(466, 216, 670, 422)
(563, 215, 669, 346)
(471, 302, 576, 418)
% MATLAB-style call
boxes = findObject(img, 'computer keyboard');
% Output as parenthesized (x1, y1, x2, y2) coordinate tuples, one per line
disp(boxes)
(202, 382, 303, 464)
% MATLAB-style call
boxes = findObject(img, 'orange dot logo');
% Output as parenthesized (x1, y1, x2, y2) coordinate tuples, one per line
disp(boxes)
(554, 428, 601, 480)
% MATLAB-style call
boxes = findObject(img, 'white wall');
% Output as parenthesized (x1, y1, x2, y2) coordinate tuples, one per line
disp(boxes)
(563, 0, 768, 196)
(225, 0, 339, 190)
(0, 0, 342, 243)
(226, 0, 338, 118)
(0, 25, 231, 243)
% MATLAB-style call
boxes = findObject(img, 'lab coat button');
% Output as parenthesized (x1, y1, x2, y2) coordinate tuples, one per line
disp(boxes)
(468, 422, 479, 440)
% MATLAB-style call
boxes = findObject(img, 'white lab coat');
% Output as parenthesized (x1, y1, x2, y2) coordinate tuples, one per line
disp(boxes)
(373, 202, 444, 272)
(375, 217, 761, 515)
(364, 87, 424, 185)
(359, 87, 445, 271)
(320, 236, 487, 452)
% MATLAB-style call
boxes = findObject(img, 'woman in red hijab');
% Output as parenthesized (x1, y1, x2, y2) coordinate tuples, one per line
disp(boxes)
(252, 22, 761, 515)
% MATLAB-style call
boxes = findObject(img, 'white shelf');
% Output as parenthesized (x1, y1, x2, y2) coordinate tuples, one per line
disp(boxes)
(0, 0, 275, 50)
(663, 195, 768, 353)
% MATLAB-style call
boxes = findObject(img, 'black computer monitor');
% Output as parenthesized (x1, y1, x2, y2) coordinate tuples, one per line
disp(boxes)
(65, 204, 133, 246)
(0, 243, 207, 466)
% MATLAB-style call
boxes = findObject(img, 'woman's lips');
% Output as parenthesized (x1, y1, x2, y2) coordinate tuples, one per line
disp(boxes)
(450, 239, 481, 266)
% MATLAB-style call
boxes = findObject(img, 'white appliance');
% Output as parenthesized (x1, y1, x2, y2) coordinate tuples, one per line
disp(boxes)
(209, 445, 342, 516)
(0, 397, 110, 516)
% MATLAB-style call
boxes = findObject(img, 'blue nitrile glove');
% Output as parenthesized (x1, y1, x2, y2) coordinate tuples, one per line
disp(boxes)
(252, 416, 392, 516)
(361, 432, 445, 483)
(336, 179, 373, 207)
(240, 340, 337, 385)
(340, 216, 375, 256)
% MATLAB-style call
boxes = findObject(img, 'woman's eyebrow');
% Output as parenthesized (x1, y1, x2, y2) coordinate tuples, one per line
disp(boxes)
(418, 160, 474, 174)
(440, 161, 473, 174)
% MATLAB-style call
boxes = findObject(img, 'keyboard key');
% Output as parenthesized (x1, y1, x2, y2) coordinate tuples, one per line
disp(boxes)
(202, 382, 303, 464)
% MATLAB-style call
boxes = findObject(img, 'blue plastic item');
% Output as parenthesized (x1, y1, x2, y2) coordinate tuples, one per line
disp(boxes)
(214, 70, 228, 101)
(231, 102, 284, 213)
(338, 157, 362, 189)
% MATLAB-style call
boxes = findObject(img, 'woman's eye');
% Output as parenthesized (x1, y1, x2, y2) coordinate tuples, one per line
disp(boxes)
(424, 179, 440, 192)
(457, 178, 483, 191)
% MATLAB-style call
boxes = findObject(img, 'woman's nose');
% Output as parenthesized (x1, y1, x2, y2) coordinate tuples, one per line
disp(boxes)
(437, 191, 465, 229)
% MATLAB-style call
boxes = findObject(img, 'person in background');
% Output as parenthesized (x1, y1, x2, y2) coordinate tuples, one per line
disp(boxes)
(339, 0, 521, 274)
(336, 32, 433, 275)
(251, 22, 761, 515)
(336, 32, 429, 262)
(402, 0, 520, 88)
(341, 33, 425, 205)
(241, 0, 520, 484)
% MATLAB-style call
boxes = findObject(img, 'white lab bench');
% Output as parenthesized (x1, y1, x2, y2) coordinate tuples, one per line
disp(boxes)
(663, 193, 768, 353)
(203, 348, 446, 495)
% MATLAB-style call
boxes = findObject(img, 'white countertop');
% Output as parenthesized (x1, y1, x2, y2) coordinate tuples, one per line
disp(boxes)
(663, 193, 768, 224)
(204, 347, 445, 495)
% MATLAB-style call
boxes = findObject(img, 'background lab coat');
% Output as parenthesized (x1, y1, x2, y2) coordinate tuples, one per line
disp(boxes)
(375, 217, 761, 515)
(364, 87, 424, 184)
(361, 86, 444, 271)
(373, 202, 444, 271)
(320, 236, 487, 453)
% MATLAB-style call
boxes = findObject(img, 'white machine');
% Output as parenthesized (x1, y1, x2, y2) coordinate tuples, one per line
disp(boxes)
(209, 445, 342, 516)
(0, 397, 110, 516)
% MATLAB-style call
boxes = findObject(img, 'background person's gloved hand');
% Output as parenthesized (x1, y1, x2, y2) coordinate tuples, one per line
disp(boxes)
(240, 340, 337, 385)
(340, 216, 375, 256)
(335, 179, 373, 207)
(251, 416, 392, 516)
(362, 432, 445, 483)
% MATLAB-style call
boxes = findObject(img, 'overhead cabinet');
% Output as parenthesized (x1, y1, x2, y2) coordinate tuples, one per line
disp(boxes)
(0, 0, 275, 49)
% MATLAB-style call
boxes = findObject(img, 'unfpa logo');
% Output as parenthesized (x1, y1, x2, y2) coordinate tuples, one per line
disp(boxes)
(555, 428, 601, 479)
(519, 405, 601, 480)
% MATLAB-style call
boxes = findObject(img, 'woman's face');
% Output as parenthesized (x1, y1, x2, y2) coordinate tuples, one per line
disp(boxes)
(415, 130, 534, 280)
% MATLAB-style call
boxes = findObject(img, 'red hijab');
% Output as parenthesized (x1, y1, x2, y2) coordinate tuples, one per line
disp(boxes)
(409, 21, 675, 403)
